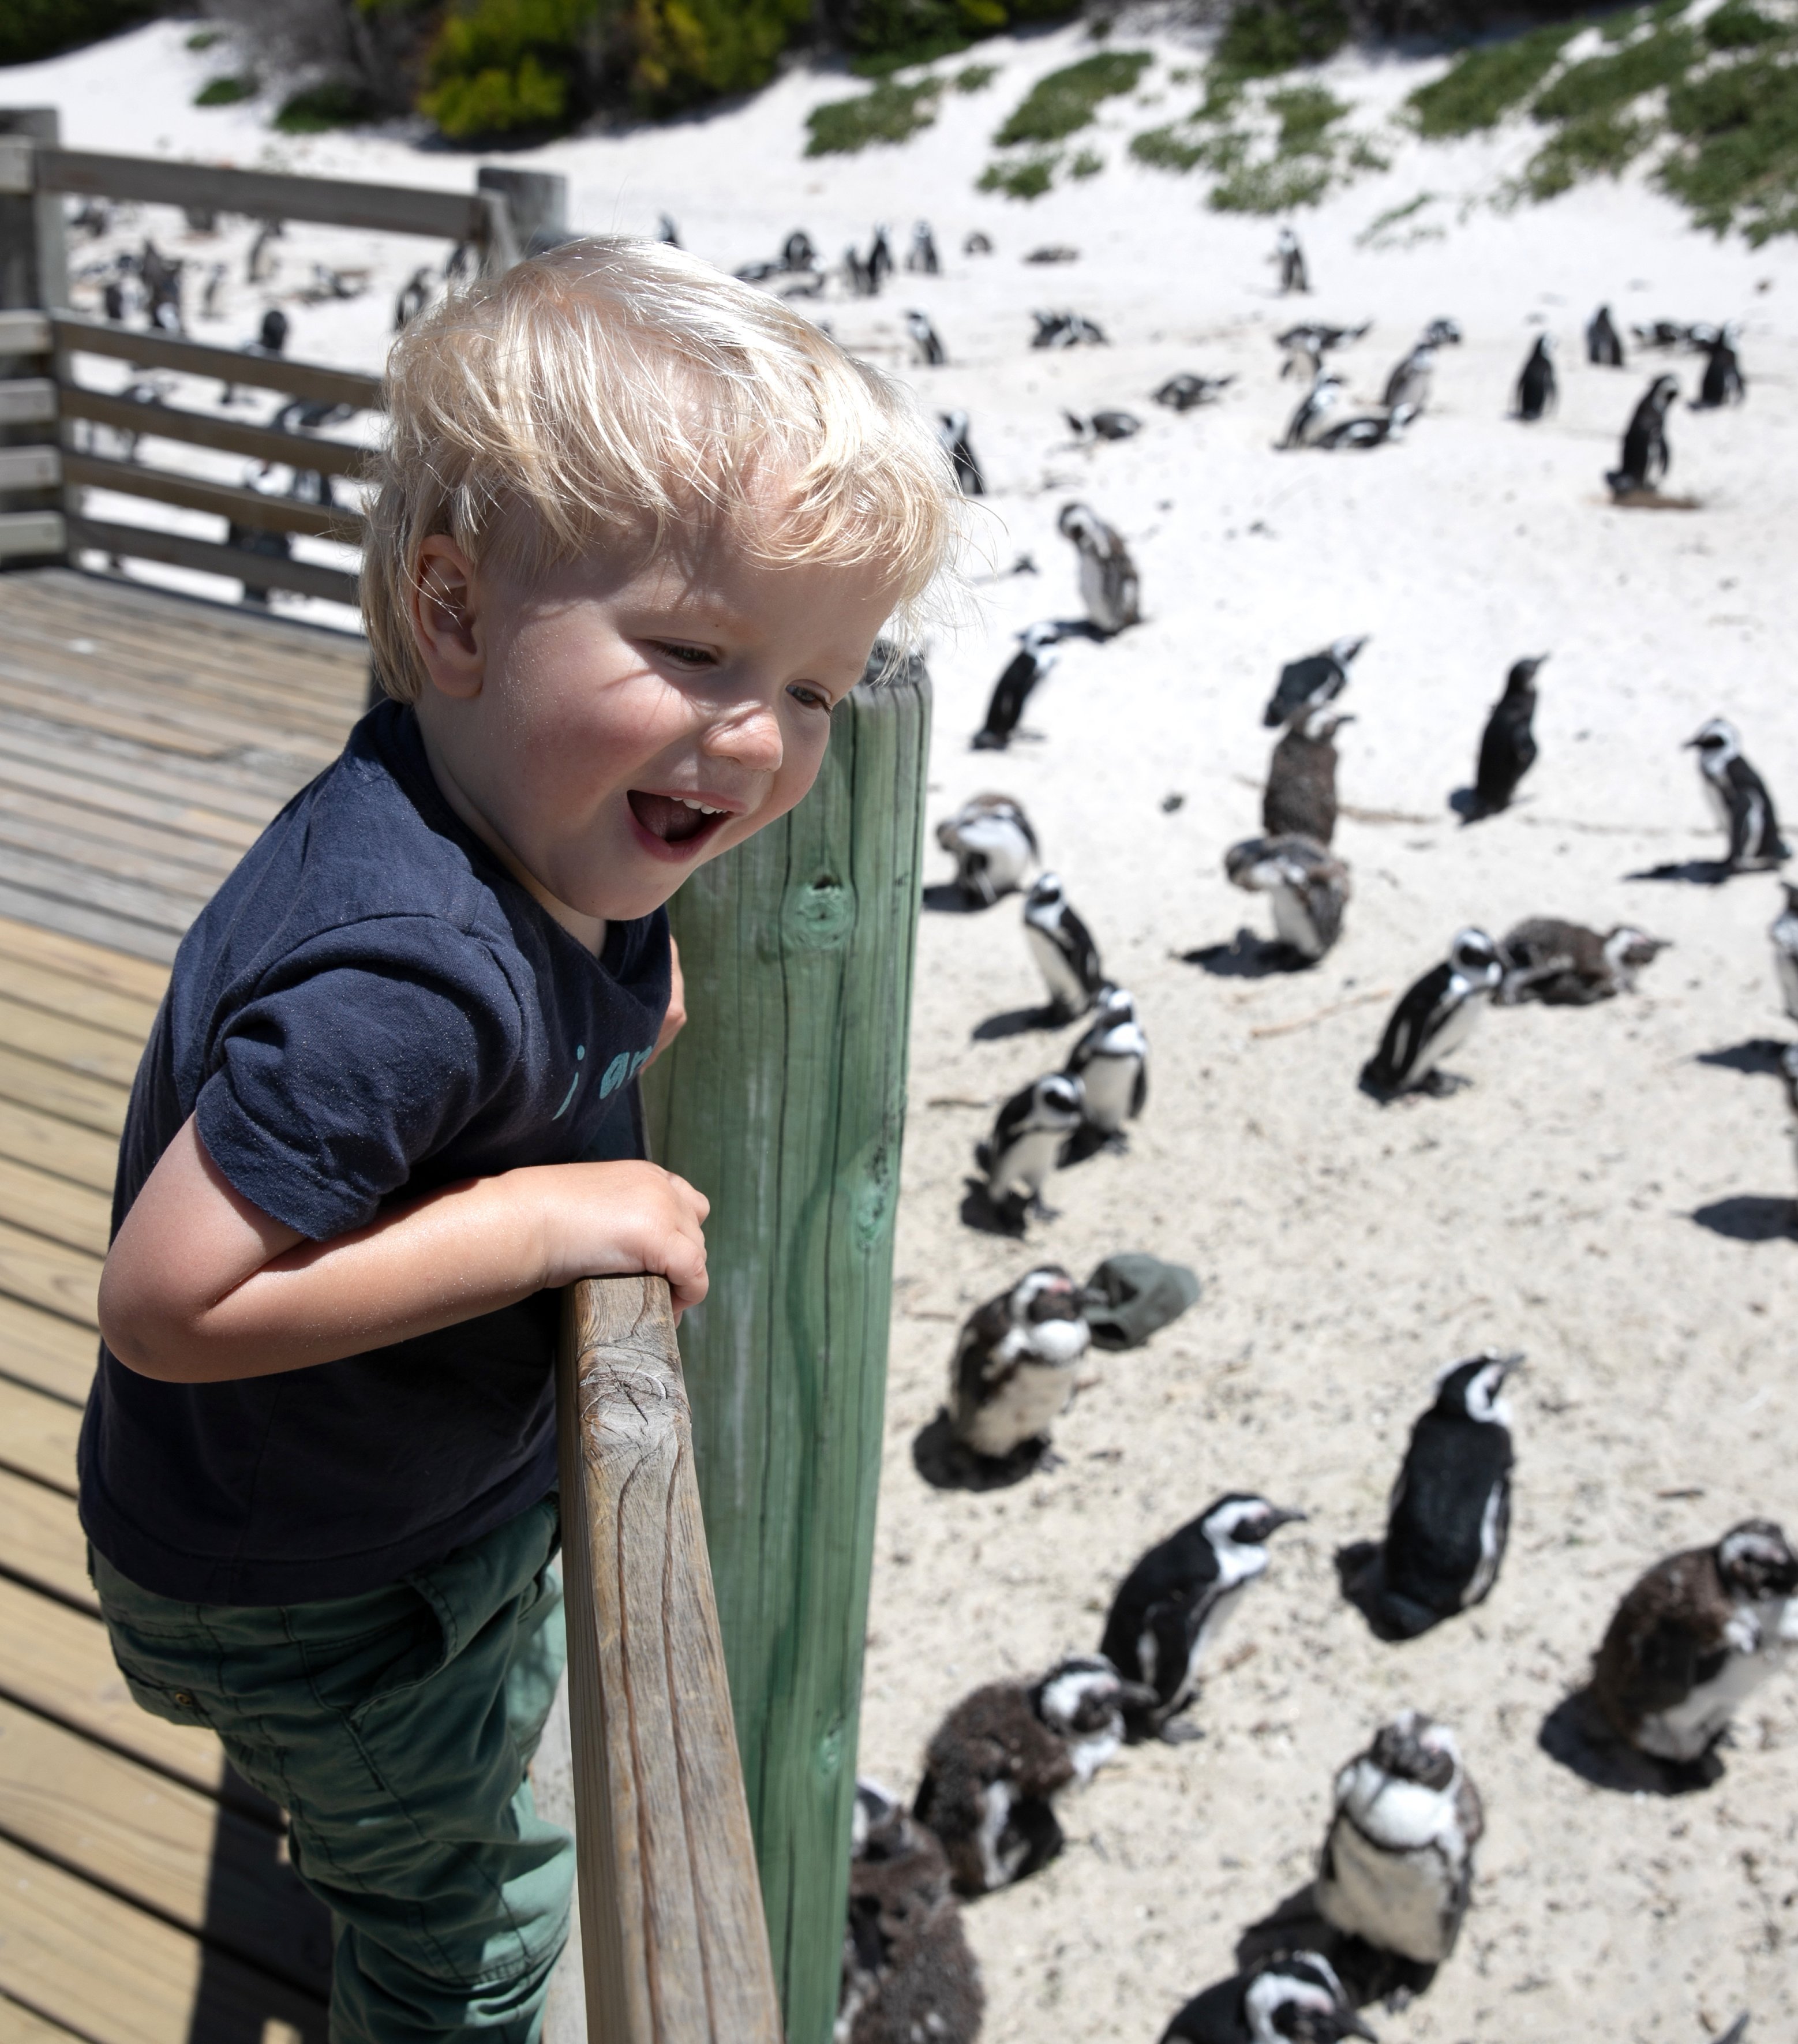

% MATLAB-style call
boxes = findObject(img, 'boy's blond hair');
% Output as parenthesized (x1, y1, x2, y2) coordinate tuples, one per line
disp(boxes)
(364, 237, 962, 701)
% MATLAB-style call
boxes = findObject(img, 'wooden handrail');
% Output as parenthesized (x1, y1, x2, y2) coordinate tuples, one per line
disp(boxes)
(53, 316, 383, 411)
(65, 514, 359, 607)
(555, 1274, 782, 2044)
(60, 385, 373, 476)
(61, 449, 362, 541)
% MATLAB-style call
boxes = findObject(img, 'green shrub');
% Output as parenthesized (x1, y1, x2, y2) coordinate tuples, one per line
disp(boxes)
(1214, 0, 1350, 78)
(977, 150, 1059, 196)
(992, 49, 1153, 144)
(955, 61, 999, 89)
(420, 0, 594, 135)
(1661, 49, 1798, 236)
(194, 74, 260, 107)
(1209, 153, 1331, 209)
(630, 0, 815, 108)
(1533, 24, 1697, 120)
(1070, 145, 1103, 174)
(275, 81, 383, 132)
(806, 76, 942, 152)
(422, 52, 567, 134)
(0, 0, 152, 65)
(1130, 123, 1211, 169)
(1524, 106, 1651, 193)
(185, 28, 222, 51)
(1702, 1, 1788, 49)
(841, 0, 1069, 74)
(1406, 22, 1579, 137)
(1269, 81, 1348, 152)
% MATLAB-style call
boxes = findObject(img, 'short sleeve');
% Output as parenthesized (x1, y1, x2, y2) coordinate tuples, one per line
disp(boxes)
(193, 917, 525, 1241)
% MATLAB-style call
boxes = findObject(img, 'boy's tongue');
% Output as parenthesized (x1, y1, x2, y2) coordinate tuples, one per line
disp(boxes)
(629, 791, 710, 845)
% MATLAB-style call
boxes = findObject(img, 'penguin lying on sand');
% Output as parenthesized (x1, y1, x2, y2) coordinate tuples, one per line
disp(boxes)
(973, 624, 1059, 750)
(1314, 403, 1417, 451)
(1063, 986, 1148, 1138)
(1267, 702, 1353, 843)
(1361, 929, 1502, 1098)
(1471, 656, 1545, 815)
(1498, 918, 1668, 1005)
(1057, 501, 1140, 633)
(935, 792, 1037, 905)
(1515, 334, 1557, 421)
(1591, 1520, 1798, 1766)
(838, 1781, 983, 2044)
(1101, 1495, 1306, 1742)
(1279, 371, 1343, 449)
(1162, 1953, 1375, 2044)
(1065, 408, 1140, 443)
(1315, 1711, 1482, 1981)
(1025, 871, 1106, 1017)
(1769, 884, 1798, 1024)
(913, 1657, 1145, 1896)
(977, 1073, 1084, 1224)
(1276, 320, 1369, 376)
(1686, 717, 1788, 870)
(1374, 1354, 1519, 1639)
(1608, 372, 1680, 494)
(1031, 309, 1108, 349)
(1155, 372, 1234, 411)
(947, 1264, 1091, 1464)
(1587, 304, 1625, 366)
(1264, 638, 1366, 730)
(1226, 837, 1351, 964)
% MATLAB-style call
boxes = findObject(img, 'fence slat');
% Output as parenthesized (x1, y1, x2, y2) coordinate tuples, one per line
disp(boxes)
(52, 317, 382, 411)
(60, 387, 371, 477)
(65, 515, 358, 607)
(62, 450, 361, 541)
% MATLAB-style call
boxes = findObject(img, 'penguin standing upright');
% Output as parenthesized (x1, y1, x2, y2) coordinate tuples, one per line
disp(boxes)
(1497, 919, 1668, 1005)
(1382, 340, 1435, 416)
(1590, 1520, 1798, 1765)
(1472, 655, 1546, 814)
(976, 1073, 1084, 1223)
(1057, 502, 1140, 634)
(1263, 638, 1366, 729)
(906, 309, 946, 366)
(1265, 702, 1354, 844)
(935, 792, 1037, 905)
(947, 1264, 1091, 1462)
(1062, 986, 1148, 1137)
(1769, 883, 1798, 1024)
(913, 1657, 1144, 1895)
(1360, 929, 1503, 1098)
(1225, 836, 1351, 964)
(974, 624, 1058, 750)
(1314, 1710, 1484, 1974)
(1374, 1353, 1520, 1639)
(907, 219, 941, 275)
(1695, 324, 1745, 407)
(1024, 872, 1106, 1018)
(1274, 226, 1310, 295)
(838, 1783, 983, 2044)
(1685, 718, 1789, 870)
(1515, 334, 1557, 421)
(1587, 304, 1625, 366)
(1607, 372, 1680, 493)
(868, 223, 894, 286)
(1162, 1953, 1374, 2044)
(1100, 1494, 1308, 1741)
(937, 410, 984, 495)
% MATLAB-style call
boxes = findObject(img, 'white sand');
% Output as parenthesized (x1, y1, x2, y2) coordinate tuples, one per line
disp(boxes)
(10, 18, 1798, 2039)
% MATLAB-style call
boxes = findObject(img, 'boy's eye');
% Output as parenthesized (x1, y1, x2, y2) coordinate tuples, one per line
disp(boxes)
(655, 641, 714, 667)
(788, 682, 833, 712)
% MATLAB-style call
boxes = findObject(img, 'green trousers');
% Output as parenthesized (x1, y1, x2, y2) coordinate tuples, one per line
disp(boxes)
(91, 1494, 574, 2044)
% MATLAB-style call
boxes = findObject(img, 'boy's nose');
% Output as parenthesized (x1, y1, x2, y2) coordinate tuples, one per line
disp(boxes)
(703, 701, 784, 774)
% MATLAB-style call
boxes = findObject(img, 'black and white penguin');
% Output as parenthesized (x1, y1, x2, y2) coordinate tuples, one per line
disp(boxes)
(1586, 304, 1625, 366)
(1314, 1710, 1484, 1972)
(1265, 701, 1354, 844)
(906, 309, 946, 366)
(1063, 985, 1148, 1137)
(937, 410, 984, 495)
(1781, 1044, 1798, 1196)
(1314, 403, 1418, 451)
(868, 223, 894, 286)
(839, 1781, 983, 2044)
(1163, 1953, 1374, 2044)
(977, 1073, 1084, 1222)
(1472, 654, 1546, 814)
(1224, 836, 1352, 964)
(1498, 918, 1669, 1005)
(1275, 226, 1310, 295)
(1376, 1353, 1520, 1639)
(948, 1264, 1091, 1462)
(1769, 883, 1798, 1024)
(1024, 871, 1106, 1017)
(1419, 317, 1461, 349)
(1065, 408, 1141, 444)
(1100, 1494, 1308, 1742)
(964, 229, 994, 256)
(1685, 717, 1789, 870)
(905, 219, 941, 275)
(913, 1656, 1143, 1896)
(1263, 638, 1366, 730)
(1031, 309, 1108, 349)
(1360, 929, 1503, 1098)
(1280, 370, 1344, 450)
(1591, 1520, 1798, 1765)
(1276, 320, 1369, 378)
(658, 212, 681, 246)
(782, 228, 818, 272)
(1514, 333, 1557, 422)
(1057, 501, 1140, 634)
(1694, 324, 1745, 408)
(1382, 341, 1435, 415)
(1608, 371, 1681, 494)
(935, 791, 1037, 905)
(1155, 372, 1234, 411)
(974, 623, 1059, 750)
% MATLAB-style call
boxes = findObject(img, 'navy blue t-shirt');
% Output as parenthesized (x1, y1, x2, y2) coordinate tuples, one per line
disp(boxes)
(77, 699, 670, 1605)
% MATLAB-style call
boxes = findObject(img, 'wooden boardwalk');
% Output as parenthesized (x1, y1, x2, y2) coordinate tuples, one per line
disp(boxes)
(0, 566, 368, 2044)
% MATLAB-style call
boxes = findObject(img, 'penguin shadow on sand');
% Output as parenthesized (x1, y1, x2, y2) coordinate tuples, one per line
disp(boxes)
(1179, 929, 1316, 978)
(912, 1412, 1050, 1492)
(1624, 855, 1736, 886)
(1537, 1687, 1725, 1796)
(970, 1002, 1066, 1041)
(1687, 1193, 1796, 1242)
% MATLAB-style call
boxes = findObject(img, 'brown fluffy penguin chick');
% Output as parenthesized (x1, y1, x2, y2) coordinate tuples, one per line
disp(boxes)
(1591, 1519, 1798, 1764)
(1498, 919, 1669, 1006)
(838, 1784, 984, 2044)
(1264, 704, 1354, 846)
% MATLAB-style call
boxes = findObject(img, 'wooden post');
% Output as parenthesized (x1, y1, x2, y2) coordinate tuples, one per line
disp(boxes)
(640, 663, 931, 2044)
(0, 111, 67, 568)
(555, 1272, 782, 2043)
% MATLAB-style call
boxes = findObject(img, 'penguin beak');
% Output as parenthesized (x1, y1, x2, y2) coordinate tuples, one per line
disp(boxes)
(1267, 1507, 1309, 1532)
(1491, 1353, 1526, 1383)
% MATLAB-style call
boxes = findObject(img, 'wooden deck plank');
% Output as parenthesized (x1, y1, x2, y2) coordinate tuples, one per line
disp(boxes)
(0, 1378, 83, 1493)
(0, 841, 208, 936)
(0, 1154, 110, 1258)
(0, 1472, 94, 1613)
(0, 1222, 102, 1339)
(0, 1835, 327, 2044)
(0, 995, 147, 1090)
(0, 1990, 92, 2044)
(0, 753, 261, 851)
(0, 675, 239, 763)
(0, 810, 242, 904)
(0, 882, 181, 967)
(0, 1297, 93, 1406)
(0, 1099, 123, 1197)
(0, 1042, 128, 1138)
(0, 915, 169, 1006)
(0, 719, 301, 825)
(0, 951, 162, 1045)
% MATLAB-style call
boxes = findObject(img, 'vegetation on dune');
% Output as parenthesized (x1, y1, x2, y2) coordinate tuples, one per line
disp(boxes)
(1268, 80, 1349, 153)
(0, 0, 154, 66)
(836, 0, 1076, 74)
(991, 50, 1154, 144)
(1523, 104, 1652, 194)
(806, 74, 943, 152)
(976, 149, 1061, 196)
(954, 61, 999, 89)
(194, 73, 260, 106)
(1130, 59, 1377, 212)
(1531, 22, 1698, 122)
(274, 79, 384, 132)
(1214, 0, 1350, 78)
(1406, 21, 1579, 137)
(1662, 48, 1798, 240)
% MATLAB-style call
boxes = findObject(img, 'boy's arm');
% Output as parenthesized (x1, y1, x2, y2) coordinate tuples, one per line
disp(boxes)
(98, 1116, 709, 1385)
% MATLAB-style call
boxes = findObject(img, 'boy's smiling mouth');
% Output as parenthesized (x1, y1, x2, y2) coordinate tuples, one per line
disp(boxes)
(626, 789, 736, 857)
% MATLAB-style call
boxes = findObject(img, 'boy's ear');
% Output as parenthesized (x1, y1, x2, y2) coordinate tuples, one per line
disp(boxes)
(409, 537, 484, 699)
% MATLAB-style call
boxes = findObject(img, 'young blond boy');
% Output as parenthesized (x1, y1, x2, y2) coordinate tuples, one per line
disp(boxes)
(80, 239, 957, 2043)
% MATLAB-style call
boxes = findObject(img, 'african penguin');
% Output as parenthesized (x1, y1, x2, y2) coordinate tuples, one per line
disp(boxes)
(1314, 1710, 1484, 1971)
(938, 410, 984, 495)
(977, 1073, 1084, 1223)
(913, 1656, 1144, 1896)
(1781, 1045, 1798, 1200)
(935, 792, 1038, 906)
(1381, 342, 1435, 415)
(1100, 1494, 1307, 1742)
(1057, 501, 1140, 634)
(1280, 371, 1344, 450)
(1685, 717, 1788, 870)
(1032, 309, 1108, 349)
(1607, 372, 1681, 495)
(1695, 324, 1745, 408)
(1497, 918, 1668, 1005)
(1024, 871, 1106, 1018)
(1769, 884, 1798, 1024)
(1276, 320, 1369, 377)
(947, 1264, 1091, 1462)
(1360, 928, 1503, 1098)
(868, 223, 893, 285)
(1062, 985, 1148, 1136)
(1375, 1353, 1520, 1639)
(1313, 404, 1418, 451)
(1274, 226, 1309, 295)
(906, 309, 946, 366)
(1162, 1952, 1376, 2044)
(974, 623, 1059, 750)
(1591, 1519, 1798, 1765)
(1420, 317, 1461, 348)
(905, 219, 940, 275)
(1515, 334, 1557, 422)
(1472, 654, 1545, 814)
(838, 1781, 983, 2044)
(1587, 303, 1625, 366)
(1264, 638, 1366, 730)
(1065, 408, 1141, 444)
(1266, 702, 1354, 844)
(1155, 372, 1234, 411)
(1225, 836, 1351, 964)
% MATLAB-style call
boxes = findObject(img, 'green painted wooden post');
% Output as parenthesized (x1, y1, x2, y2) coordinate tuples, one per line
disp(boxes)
(640, 660, 929, 2044)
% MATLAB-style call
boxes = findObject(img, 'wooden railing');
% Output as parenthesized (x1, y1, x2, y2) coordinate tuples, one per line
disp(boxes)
(556, 1275, 783, 2043)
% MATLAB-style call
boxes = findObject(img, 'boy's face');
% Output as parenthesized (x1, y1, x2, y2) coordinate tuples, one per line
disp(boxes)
(410, 522, 898, 926)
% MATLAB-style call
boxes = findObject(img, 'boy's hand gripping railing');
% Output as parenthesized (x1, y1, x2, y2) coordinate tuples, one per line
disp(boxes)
(555, 1273, 784, 2043)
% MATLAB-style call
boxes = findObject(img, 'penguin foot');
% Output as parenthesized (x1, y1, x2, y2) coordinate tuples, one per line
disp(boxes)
(1417, 1068, 1470, 1098)
(970, 729, 1009, 752)
(1158, 1717, 1205, 1746)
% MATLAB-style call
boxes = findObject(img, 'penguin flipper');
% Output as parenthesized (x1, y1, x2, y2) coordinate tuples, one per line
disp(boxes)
(1130, 1064, 1148, 1118)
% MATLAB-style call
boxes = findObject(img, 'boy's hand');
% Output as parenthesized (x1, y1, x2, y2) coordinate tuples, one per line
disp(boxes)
(534, 1160, 709, 1317)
